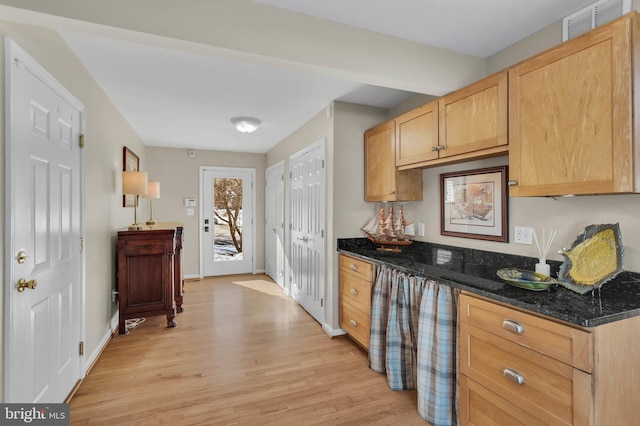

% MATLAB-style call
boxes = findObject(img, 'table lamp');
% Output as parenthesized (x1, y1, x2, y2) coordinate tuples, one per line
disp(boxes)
(143, 181, 160, 226)
(122, 171, 148, 230)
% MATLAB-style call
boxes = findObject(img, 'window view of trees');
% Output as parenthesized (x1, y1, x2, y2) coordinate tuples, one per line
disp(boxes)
(213, 178, 243, 260)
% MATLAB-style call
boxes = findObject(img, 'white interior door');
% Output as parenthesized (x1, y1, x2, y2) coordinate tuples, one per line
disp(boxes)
(201, 167, 255, 276)
(265, 162, 285, 288)
(5, 38, 84, 402)
(290, 139, 326, 323)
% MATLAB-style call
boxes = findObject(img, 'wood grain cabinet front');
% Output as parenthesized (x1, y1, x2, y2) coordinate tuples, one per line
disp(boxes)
(509, 13, 637, 196)
(459, 292, 640, 426)
(395, 101, 439, 167)
(364, 119, 423, 202)
(117, 225, 183, 334)
(396, 70, 508, 170)
(339, 254, 375, 349)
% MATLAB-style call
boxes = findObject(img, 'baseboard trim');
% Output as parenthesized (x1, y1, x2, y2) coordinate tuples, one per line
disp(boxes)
(83, 312, 119, 376)
(322, 323, 347, 337)
(184, 274, 200, 280)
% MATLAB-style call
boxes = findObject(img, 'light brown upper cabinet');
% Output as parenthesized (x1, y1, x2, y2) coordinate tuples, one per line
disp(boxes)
(509, 13, 637, 197)
(439, 70, 508, 161)
(396, 71, 508, 170)
(364, 120, 423, 202)
(395, 101, 439, 167)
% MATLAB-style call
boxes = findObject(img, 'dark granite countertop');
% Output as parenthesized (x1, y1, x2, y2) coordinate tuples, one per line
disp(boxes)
(338, 238, 640, 327)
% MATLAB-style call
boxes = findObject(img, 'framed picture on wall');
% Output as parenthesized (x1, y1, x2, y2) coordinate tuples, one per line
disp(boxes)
(123, 147, 139, 207)
(440, 166, 508, 242)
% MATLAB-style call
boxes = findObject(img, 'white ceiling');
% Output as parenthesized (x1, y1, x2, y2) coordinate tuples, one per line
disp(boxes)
(55, 0, 596, 154)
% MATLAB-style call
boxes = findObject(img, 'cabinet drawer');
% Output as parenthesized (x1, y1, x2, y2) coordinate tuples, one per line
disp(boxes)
(460, 294, 592, 371)
(461, 322, 592, 426)
(340, 272, 372, 314)
(340, 300, 370, 349)
(459, 375, 544, 426)
(339, 255, 373, 282)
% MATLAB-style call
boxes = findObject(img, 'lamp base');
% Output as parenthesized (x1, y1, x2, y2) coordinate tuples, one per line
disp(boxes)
(146, 219, 157, 226)
(128, 223, 145, 231)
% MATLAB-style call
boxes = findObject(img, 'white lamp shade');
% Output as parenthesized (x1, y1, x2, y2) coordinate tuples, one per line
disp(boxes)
(142, 181, 160, 199)
(230, 116, 261, 133)
(122, 171, 148, 195)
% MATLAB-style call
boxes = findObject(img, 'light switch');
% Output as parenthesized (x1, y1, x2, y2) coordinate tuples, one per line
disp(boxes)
(186, 208, 194, 216)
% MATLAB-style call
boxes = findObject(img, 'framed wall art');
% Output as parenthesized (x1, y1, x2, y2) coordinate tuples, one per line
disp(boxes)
(440, 166, 508, 242)
(123, 147, 139, 207)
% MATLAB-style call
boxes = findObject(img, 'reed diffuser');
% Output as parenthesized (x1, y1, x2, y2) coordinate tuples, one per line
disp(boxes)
(533, 228, 556, 277)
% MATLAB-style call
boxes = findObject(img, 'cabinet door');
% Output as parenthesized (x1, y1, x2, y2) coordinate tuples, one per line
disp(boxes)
(365, 120, 398, 201)
(439, 70, 508, 159)
(509, 15, 634, 196)
(364, 120, 422, 201)
(395, 101, 439, 167)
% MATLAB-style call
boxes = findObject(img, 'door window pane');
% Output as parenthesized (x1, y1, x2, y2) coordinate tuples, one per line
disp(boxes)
(213, 177, 244, 262)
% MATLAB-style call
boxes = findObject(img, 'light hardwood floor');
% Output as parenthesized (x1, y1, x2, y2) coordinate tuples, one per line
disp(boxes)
(70, 274, 427, 425)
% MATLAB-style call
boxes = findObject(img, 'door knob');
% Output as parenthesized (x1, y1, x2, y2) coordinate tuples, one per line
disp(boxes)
(18, 278, 38, 292)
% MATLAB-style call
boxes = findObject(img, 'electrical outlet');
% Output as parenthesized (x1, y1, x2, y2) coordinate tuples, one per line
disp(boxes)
(514, 226, 533, 245)
(417, 223, 425, 237)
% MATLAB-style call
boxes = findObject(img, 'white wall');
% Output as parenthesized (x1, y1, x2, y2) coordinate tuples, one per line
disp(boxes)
(0, 20, 146, 400)
(146, 147, 266, 277)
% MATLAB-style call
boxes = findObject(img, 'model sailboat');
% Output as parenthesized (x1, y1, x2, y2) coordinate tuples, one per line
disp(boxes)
(361, 204, 414, 252)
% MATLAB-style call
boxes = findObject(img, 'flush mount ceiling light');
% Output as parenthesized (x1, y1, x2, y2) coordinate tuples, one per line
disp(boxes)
(230, 116, 261, 133)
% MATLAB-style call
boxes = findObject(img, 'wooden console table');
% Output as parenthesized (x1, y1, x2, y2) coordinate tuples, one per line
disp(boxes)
(117, 223, 184, 334)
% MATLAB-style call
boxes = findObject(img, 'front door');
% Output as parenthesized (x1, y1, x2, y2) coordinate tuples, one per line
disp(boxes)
(290, 139, 326, 323)
(201, 167, 255, 276)
(5, 39, 84, 402)
(265, 161, 285, 289)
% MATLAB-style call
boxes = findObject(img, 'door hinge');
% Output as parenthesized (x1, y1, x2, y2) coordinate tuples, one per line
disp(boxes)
(322, 160, 325, 168)
(321, 230, 324, 238)
(79, 134, 85, 149)
(281, 174, 284, 181)
(79, 341, 84, 356)
(321, 298, 324, 307)
(80, 237, 84, 253)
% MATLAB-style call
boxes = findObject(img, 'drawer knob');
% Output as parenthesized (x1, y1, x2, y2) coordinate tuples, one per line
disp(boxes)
(503, 319, 524, 334)
(350, 288, 358, 296)
(350, 319, 357, 327)
(503, 368, 525, 385)
(350, 264, 358, 271)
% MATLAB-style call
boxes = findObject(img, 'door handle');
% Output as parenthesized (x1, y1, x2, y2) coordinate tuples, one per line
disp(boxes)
(296, 236, 309, 243)
(18, 278, 38, 292)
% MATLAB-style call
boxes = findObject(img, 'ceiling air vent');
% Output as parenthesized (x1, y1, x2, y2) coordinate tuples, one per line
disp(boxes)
(562, 0, 631, 41)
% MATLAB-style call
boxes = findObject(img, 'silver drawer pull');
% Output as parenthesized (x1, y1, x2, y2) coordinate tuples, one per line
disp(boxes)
(350, 288, 358, 296)
(350, 264, 358, 271)
(350, 319, 357, 327)
(503, 319, 524, 334)
(503, 368, 525, 385)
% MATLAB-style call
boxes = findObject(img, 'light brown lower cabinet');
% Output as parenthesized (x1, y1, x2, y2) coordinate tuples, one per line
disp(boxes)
(339, 254, 374, 349)
(459, 292, 640, 425)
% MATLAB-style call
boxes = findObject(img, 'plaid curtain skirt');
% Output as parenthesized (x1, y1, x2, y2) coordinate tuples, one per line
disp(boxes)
(369, 265, 459, 426)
